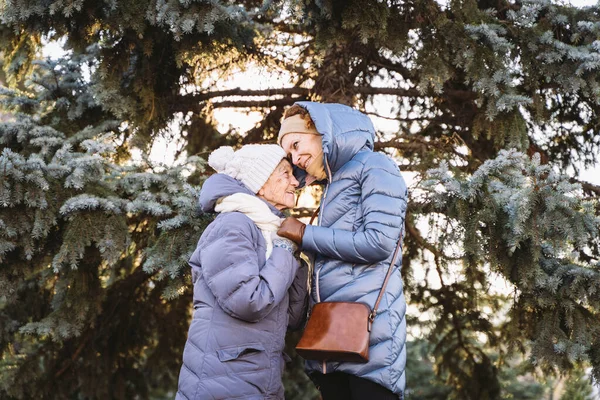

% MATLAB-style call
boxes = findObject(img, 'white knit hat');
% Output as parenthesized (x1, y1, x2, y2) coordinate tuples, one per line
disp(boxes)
(208, 144, 287, 193)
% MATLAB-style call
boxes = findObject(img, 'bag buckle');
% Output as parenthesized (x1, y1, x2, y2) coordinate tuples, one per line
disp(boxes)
(367, 311, 375, 332)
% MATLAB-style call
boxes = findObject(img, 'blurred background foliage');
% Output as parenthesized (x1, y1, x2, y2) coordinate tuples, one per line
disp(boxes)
(2, 0, 600, 398)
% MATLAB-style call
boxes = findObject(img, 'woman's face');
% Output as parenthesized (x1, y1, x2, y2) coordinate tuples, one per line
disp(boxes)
(257, 159, 299, 210)
(280, 133, 323, 174)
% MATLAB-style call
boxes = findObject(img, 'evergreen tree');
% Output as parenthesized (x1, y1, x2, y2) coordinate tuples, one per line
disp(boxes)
(0, 53, 210, 399)
(559, 365, 594, 400)
(404, 339, 453, 400)
(405, 338, 550, 400)
(2, 1, 600, 399)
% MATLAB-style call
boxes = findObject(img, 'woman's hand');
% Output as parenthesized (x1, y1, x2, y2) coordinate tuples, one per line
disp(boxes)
(277, 217, 306, 245)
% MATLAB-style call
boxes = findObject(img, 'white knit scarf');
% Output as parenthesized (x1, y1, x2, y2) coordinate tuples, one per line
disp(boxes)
(214, 193, 283, 258)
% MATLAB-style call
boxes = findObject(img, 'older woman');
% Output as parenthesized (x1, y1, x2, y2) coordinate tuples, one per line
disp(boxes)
(277, 102, 408, 400)
(176, 144, 308, 400)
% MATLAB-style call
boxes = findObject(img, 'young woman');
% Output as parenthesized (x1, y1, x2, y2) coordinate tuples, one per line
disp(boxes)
(176, 144, 308, 400)
(278, 102, 408, 400)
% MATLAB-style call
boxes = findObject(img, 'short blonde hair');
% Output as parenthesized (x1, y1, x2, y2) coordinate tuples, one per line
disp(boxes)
(283, 105, 316, 130)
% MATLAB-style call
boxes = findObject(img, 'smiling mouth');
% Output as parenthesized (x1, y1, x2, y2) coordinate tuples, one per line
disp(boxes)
(302, 156, 312, 170)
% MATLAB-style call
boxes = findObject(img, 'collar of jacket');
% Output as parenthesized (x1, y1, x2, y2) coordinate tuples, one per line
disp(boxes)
(198, 173, 285, 217)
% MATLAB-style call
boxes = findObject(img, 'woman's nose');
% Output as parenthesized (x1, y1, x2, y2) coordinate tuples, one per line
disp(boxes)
(290, 175, 299, 188)
(292, 152, 301, 165)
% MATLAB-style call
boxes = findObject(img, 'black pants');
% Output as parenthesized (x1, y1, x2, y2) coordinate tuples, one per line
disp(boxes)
(310, 372, 400, 400)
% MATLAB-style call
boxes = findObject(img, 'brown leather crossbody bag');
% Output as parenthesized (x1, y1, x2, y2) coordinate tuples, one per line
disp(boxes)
(295, 208, 403, 363)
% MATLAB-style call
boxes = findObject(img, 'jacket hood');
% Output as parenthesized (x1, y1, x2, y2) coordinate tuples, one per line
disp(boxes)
(295, 101, 375, 175)
(199, 173, 283, 216)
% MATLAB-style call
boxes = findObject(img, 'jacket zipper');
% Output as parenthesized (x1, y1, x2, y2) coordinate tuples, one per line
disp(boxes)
(315, 157, 333, 374)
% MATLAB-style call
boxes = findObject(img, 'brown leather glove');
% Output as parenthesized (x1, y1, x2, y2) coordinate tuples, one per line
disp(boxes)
(277, 217, 306, 246)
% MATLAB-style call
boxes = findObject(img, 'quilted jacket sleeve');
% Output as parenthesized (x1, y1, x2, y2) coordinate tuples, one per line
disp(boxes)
(201, 213, 300, 323)
(302, 153, 407, 264)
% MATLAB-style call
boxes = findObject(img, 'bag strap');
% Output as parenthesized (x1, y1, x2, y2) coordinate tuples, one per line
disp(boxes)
(309, 207, 320, 225)
(368, 229, 404, 330)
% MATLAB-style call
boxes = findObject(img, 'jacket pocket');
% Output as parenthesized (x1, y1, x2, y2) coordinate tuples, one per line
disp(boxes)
(214, 343, 271, 395)
(216, 343, 269, 371)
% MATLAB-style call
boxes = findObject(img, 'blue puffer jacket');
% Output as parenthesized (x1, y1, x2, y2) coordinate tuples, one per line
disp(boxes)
(297, 102, 408, 397)
(176, 174, 308, 400)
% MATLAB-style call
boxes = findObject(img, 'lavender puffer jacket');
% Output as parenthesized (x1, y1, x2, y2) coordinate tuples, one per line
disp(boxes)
(176, 174, 308, 400)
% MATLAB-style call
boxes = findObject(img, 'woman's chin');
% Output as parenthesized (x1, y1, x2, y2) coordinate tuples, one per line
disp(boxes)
(285, 194, 296, 208)
(281, 198, 295, 210)
(272, 201, 294, 211)
(266, 194, 295, 210)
